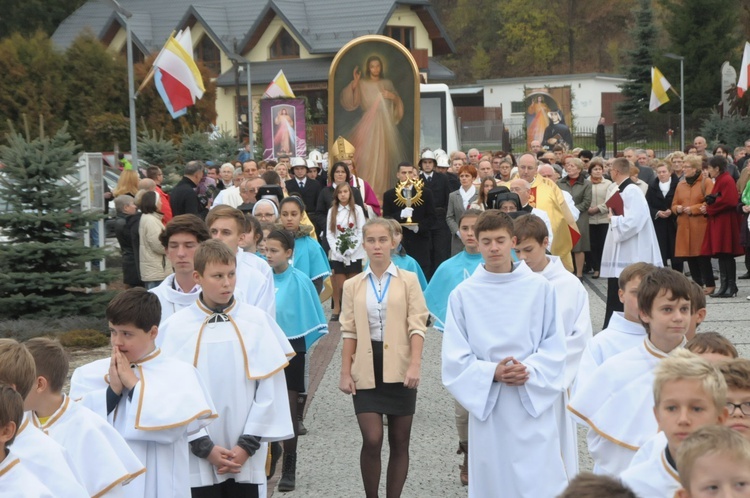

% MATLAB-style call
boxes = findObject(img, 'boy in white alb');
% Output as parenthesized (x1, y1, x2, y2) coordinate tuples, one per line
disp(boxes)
(569, 268, 692, 476)
(620, 349, 728, 497)
(70, 289, 217, 498)
(0, 339, 87, 497)
(150, 214, 210, 322)
(513, 214, 592, 477)
(159, 240, 294, 497)
(575, 262, 656, 390)
(442, 211, 568, 498)
(206, 206, 276, 316)
(0, 385, 54, 498)
(25, 337, 145, 497)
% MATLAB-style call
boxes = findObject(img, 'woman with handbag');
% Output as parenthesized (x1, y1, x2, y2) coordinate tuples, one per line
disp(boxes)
(699, 155, 743, 297)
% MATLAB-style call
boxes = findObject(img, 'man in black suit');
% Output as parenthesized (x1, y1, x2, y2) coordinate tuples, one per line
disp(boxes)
(285, 157, 322, 215)
(419, 150, 452, 278)
(382, 162, 436, 279)
(170, 160, 207, 219)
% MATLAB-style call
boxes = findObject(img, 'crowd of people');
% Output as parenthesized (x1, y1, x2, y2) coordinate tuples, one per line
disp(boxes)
(2, 135, 750, 498)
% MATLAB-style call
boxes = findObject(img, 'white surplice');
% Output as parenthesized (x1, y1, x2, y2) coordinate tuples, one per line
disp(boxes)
(575, 311, 647, 392)
(539, 255, 592, 478)
(31, 395, 145, 497)
(568, 339, 674, 476)
(442, 261, 568, 498)
(159, 299, 294, 487)
(11, 413, 87, 497)
(70, 349, 217, 498)
(620, 432, 681, 498)
(0, 450, 55, 498)
(600, 182, 663, 278)
(150, 273, 201, 323)
(235, 251, 276, 318)
(211, 186, 242, 209)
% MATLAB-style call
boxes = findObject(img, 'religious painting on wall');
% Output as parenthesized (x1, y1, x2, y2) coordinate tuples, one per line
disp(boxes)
(260, 98, 307, 159)
(329, 35, 420, 195)
(525, 87, 573, 151)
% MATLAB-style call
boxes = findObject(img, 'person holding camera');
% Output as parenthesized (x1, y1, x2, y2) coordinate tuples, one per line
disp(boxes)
(673, 154, 716, 294)
(699, 154, 743, 298)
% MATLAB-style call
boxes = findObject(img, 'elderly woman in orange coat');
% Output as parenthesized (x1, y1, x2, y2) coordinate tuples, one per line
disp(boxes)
(672, 154, 715, 294)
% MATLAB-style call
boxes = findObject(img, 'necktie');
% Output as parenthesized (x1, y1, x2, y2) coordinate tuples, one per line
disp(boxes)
(299, 181, 304, 188)
(427, 176, 432, 183)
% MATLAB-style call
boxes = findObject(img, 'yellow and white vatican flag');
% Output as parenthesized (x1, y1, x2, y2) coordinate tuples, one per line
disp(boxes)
(262, 70, 295, 99)
(649, 66, 671, 111)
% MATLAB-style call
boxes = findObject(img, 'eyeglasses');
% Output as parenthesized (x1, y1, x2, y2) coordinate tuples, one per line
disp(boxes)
(727, 402, 750, 416)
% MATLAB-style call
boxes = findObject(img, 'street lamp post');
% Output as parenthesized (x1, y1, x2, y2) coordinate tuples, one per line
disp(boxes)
(102, 0, 138, 166)
(665, 53, 685, 151)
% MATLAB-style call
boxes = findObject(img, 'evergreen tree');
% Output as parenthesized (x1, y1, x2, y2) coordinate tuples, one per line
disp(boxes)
(616, 0, 657, 141)
(210, 131, 241, 165)
(0, 123, 116, 319)
(662, 0, 740, 115)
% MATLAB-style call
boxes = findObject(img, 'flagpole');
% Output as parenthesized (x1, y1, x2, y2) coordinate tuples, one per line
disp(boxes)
(135, 30, 177, 98)
(666, 53, 685, 150)
(103, 0, 138, 165)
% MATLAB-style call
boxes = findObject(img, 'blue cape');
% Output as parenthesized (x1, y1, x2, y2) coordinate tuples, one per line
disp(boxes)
(274, 266, 328, 349)
(424, 251, 484, 331)
(391, 254, 428, 290)
(291, 235, 332, 281)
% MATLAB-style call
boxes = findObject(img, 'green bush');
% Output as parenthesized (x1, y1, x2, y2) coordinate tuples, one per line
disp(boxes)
(58, 328, 109, 348)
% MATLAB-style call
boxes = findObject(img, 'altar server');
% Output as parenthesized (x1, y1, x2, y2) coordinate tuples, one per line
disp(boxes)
(159, 240, 294, 497)
(442, 210, 568, 498)
(25, 337, 144, 497)
(69, 289, 217, 498)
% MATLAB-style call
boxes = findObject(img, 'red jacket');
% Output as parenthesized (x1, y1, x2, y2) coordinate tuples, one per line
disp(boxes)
(701, 172, 743, 256)
(156, 185, 172, 225)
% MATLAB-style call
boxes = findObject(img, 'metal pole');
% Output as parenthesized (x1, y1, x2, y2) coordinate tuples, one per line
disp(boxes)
(246, 61, 253, 153)
(125, 15, 138, 166)
(679, 58, 685, 151)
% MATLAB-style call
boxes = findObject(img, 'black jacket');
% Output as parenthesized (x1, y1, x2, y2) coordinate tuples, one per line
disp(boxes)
(285, 177, 322, 214)
(170, 177, 207, 219)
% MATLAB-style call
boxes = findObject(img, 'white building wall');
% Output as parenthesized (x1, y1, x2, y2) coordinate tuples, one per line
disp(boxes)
(481, 75, 626, 130)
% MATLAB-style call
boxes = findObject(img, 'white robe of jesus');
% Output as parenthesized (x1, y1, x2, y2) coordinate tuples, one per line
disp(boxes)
(540, 255, 592, 478)
(31, 395, 144, 497)
(568, 339, 677, 476)
(442, 261, 568, 498)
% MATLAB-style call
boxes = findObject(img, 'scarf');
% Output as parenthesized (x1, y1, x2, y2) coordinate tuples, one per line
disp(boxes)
(685, 171, 702, 187)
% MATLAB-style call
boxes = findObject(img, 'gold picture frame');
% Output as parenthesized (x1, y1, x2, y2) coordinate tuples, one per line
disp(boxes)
(328, 35, 420, 196)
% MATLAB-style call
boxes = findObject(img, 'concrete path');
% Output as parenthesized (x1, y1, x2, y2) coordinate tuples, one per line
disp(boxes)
(270, 266, 750, 497)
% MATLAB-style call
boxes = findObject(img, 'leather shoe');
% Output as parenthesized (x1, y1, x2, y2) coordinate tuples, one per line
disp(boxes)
(739, 272, 750, 279)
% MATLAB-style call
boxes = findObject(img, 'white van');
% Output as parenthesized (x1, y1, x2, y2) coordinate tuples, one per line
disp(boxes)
(419, 83, 460, 154)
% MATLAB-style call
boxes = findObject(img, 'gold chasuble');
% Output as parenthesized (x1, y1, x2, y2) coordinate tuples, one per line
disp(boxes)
(528, 175, 579, 272)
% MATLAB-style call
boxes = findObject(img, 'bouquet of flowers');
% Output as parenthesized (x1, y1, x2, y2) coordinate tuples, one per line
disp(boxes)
(336, 222, 356, 259)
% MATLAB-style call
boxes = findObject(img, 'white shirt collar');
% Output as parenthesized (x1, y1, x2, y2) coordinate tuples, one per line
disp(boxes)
(362, 262, 398, 280)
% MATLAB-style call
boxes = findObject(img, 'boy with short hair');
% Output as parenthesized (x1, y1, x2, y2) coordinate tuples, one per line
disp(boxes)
(687, 332, 739, 362)
(576, 262, 656, 389)
(569, 268, 692, 476)
(557, 472, 637, 498)
(0, 384, 54, 497)
(0, 339, 87, 497)
(25, 337, 145, 497)
(205, 205, 275, 316)
(70, 289, 217, 498)
(151, 214, 210, 322)
(620, 349, 729, 496)
(719, 358, 750, 441)
(442, 210, 567, 497)
(424, 209, 483, 485)
(513, 214, 592, 478)
(675, 425, 750, 498)
(159, 240, 294, 497)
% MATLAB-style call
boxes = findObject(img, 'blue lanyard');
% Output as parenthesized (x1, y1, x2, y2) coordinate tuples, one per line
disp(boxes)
(368, 273, 391, 304)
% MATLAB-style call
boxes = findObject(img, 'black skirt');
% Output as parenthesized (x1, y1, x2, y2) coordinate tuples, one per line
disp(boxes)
(284, 337, 306, 393)
(352, 341, 416, 416)
(330, 259, 363, 274)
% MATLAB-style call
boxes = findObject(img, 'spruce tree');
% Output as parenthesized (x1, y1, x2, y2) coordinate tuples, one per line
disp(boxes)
(616, 0, 657, 141)
(0, 123, 115, 319)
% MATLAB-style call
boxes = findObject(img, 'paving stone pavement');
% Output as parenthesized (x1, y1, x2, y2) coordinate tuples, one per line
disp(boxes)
(270, 264, 750, 497)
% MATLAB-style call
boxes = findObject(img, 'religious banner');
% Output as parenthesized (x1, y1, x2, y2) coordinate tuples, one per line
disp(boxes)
(329, 35, 420, 195)
(260, 98, 307, 159)
(524, 87, 573, 151)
